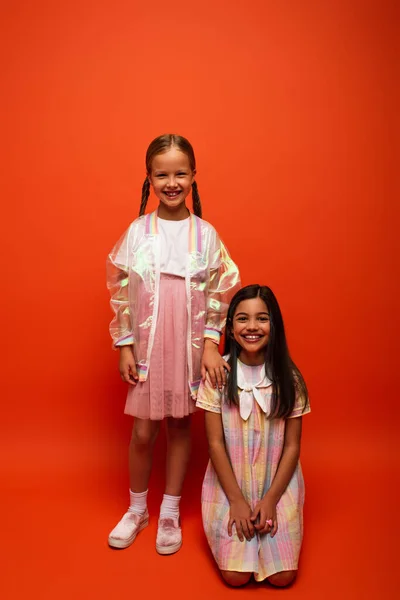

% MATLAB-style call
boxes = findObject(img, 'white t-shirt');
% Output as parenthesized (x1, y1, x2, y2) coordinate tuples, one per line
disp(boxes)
(158, 217, 190, 276)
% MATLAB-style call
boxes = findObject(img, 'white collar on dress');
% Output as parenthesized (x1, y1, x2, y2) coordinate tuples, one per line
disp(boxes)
(236, 360, 273, 421)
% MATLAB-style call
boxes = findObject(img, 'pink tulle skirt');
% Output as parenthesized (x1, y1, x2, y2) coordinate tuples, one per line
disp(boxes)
(124, 274, 195, 421)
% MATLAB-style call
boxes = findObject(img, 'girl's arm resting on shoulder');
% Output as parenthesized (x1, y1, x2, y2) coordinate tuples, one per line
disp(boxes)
(204, 237, 240, 340)
(203, 234, 241, 388)
(201, 340, 230, 389)
(251, 417, 302, 536)
(205, 411, 255, 541)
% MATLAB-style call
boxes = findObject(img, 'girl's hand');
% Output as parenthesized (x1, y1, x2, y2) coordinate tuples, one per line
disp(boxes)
(201, 340, 230, 389)
(251, 493, 278, 537)
(119, 346, 139, 386)
(228, 498, 255, 542)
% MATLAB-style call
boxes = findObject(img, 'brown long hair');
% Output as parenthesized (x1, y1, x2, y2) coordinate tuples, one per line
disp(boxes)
(225, 285, 309, 419)
(139, 134, 202, 217)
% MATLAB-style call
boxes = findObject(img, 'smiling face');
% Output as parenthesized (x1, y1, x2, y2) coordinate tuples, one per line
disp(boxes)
(231, 296, 271, 365)
(148, 147, 195, 218)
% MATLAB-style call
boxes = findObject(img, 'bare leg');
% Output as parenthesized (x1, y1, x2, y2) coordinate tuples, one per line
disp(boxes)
(108, 418, 160, 548)
(129, 418, 161, 492)
(267, 571, 297, 587)
(165, 416, 192, 496)
(221, 571, 252, 587)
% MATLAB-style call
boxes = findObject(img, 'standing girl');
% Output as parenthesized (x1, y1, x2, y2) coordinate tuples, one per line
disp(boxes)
(107, 134, 240, 555)
(196, 285, 310, 586)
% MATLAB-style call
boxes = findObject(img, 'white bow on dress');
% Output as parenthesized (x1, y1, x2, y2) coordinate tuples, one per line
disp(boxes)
(237, 361, 273, 421)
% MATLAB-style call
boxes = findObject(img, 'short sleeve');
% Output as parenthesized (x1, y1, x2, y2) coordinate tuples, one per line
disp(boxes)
(195, 375, 222, 414)
(288, 389, 311, 419)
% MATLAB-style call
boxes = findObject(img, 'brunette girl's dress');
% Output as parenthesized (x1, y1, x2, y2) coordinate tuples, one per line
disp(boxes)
(196, 359, 310, 580)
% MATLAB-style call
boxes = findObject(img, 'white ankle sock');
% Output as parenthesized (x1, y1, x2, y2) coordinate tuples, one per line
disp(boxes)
(159, 494, 181, 519)
(128, 489, 148, 516)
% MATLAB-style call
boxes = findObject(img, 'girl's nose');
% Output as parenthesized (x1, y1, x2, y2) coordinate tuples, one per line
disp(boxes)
(166, 176, 177, 188)
(247, 319, 258, 330)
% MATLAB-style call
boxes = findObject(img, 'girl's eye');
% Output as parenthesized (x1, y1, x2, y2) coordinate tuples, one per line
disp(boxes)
(177, 172, 186, 176)
(236, 317, 247, 322)
(259, 317, 270, 322)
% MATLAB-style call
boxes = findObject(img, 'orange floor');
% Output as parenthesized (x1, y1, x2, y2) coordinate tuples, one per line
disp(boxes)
(1, 413, 397, 599)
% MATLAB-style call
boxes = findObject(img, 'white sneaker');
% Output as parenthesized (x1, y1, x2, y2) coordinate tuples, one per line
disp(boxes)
(108, 510, 149, 549)
(156, 517, 182, 555)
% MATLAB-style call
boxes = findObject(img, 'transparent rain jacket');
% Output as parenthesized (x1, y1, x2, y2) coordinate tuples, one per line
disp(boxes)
(107, 211, 241, 398)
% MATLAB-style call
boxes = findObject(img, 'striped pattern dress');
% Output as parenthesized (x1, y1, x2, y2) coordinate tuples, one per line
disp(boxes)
(196, 359, 310, 581)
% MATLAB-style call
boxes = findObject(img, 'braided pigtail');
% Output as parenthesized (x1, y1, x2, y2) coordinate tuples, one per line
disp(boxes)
(139, 178, 150, 216)
(192, 181, 202, 218)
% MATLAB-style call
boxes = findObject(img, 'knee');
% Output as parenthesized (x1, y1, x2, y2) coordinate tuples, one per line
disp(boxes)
(267, 570, 297, 587)
(167, 416, 191, 437)
(131, 421, 160, 447)
(221, 571, 252, 587)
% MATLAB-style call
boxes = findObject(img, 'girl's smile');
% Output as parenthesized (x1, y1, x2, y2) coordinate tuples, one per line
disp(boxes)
(161, 188, 184, 205)
(241, 334, 263, 342)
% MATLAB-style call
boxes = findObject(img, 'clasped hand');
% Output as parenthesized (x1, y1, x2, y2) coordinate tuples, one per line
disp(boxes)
(228, 494, 278, 541)
(250, 494, 278, 537)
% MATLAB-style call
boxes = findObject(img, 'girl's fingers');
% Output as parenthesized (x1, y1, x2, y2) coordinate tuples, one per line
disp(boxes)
(130, 362, 138, 377)
(230, 517, 256, 541)
(271, 519, 278, 537)
(125, 370, 135, 385)
(237, 521, 244, 542)
(209, 369, 217, 388)
(128, 364, 139, 385)
(219, 366, 227, 386)
(259, 508, 266, 527)
(257, 508, 268, 535)
(244, 517, 256, 540)
(222, 359, 231, 372)
(241, 519, 252, 541)
(215, 368, 223, 389)
(259, 521, 271, 535)
(228, 518, 233, 537)
(252, 510, 265, 530)
(247, 519, 255, 538)
(256, 518, 265, 534)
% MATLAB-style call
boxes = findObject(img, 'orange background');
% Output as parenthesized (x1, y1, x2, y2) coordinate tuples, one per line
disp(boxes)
(1, 1, 398, 598)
